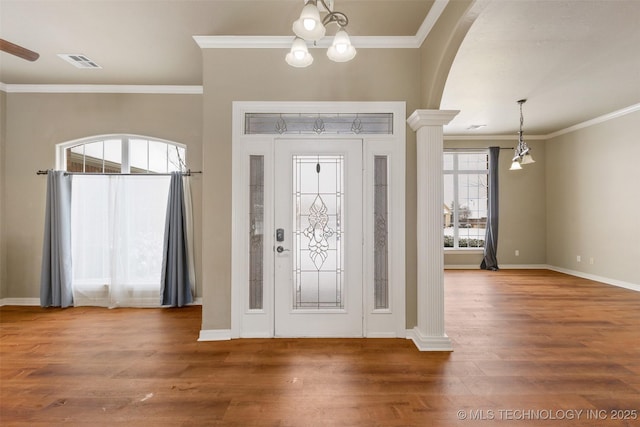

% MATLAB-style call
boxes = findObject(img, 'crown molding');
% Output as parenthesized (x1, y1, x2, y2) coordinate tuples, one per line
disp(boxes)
(444, 134, 547, 141)
(0, 84, 203, 94)
(415, 0, 449, 45)
(445, 102, 640, 141)
(545, 102, 640, 139)
(193, 35, 293, 49)
(193, 34, 421, 49)
(194, 0, 450, 50)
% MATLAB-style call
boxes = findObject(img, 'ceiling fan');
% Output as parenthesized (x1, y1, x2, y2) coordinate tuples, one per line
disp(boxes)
(0, 38, 39, 61)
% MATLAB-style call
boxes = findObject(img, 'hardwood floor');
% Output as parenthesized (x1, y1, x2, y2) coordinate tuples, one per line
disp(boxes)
(1, 270, 639, 426)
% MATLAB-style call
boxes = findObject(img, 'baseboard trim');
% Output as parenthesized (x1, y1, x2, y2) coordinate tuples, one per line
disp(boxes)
(406, 327, 453, 352)
(0, 297, 203, 307)
(444, 264, 639, 292)
(0, 298, 40, 306)
(444, 264, 549, 270)
(238, 332, 273, 339)
(366, 332, 402, 338)
(547, 266, 640, 292)
(198, 329, 232, 341)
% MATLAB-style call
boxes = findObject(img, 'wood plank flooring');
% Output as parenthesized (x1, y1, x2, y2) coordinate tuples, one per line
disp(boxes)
(1, 270, 639, 426)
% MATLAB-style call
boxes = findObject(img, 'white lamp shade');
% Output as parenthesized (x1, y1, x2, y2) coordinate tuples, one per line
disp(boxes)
(521, 153, 536, 164)
(509, 160, 523, 170)
(326, 29, 356, 62)
(292, 1, 326, 41)
(285, 37, 314, 68)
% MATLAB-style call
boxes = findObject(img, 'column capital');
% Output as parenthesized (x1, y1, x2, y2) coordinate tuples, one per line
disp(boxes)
(407, 109, 459, 131)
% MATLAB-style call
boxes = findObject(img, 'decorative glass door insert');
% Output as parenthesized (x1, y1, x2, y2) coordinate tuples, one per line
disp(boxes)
(293, 155, 344, 310)
(274, 139, 362, 337)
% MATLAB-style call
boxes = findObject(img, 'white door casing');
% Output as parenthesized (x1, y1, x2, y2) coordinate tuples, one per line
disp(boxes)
(231, 102, 406, 339)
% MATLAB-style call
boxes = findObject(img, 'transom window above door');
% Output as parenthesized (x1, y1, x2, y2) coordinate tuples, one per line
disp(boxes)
(244, 113, 394, 135)
(60, 135, 186, 173)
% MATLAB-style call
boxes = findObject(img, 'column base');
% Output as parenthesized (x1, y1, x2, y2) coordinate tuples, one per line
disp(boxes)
(407, 327, 453, 352)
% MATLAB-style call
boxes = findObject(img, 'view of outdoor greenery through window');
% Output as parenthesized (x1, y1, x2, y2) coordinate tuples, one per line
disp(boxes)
(443, 151, 489, 249)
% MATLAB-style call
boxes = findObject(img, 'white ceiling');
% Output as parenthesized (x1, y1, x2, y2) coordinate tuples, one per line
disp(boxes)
(1, 0, 639, 136)
(441, 0, 640, 135)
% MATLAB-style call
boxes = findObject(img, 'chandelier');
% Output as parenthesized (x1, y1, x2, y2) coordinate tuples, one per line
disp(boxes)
(286, 0, 357, 68)
(510, 99, 536, 170)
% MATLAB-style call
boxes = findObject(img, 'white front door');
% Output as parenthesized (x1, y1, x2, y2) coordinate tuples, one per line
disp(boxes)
(274, 139, 363, 337)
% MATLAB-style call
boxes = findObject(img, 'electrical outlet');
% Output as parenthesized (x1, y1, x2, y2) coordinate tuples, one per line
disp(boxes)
(515, 250, 519, 256)
(589, 257, 594, 265)
(577, 255, 581, 262)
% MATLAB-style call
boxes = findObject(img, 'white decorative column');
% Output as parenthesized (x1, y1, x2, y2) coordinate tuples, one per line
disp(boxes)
(407, 109, 459, 351)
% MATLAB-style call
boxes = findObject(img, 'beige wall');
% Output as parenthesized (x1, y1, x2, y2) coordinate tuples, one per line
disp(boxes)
(443, 139, 547, 268)
(419, 0, 476, 108)
(546, 111, 640, 285)
(201, 48, 422, 330)
(1, 90, 6, 298)
(2, 92, 203, 299)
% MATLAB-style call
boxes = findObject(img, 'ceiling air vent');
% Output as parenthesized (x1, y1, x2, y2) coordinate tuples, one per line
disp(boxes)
(57, 54, 101, 69)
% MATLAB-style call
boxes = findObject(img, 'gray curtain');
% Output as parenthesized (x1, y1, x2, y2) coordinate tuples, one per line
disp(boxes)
(40, 170, 74, 307)
(481, 147, 500, 271)
(161, 172, 193, 307)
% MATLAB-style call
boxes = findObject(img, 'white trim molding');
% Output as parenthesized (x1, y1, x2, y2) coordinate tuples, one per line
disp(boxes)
(0, 298, 202, 307)
(232, 101, 406, 339)
(442, 265, 639, 293)
(444, 102, 640, 141)
(445, 134, 547, 141)
(198, 329, 232, 341)
(406, 328, 453, 352)
(547, 266, 640, 293)
(444, 264, 549, 270)
(193, 34, 422, 50)
(0, 298, 40, 306)
(194, 1, 449, 51)
(415, 0, 450, 46)
(545, 102, 640, 139)
(1, 84, 203, 94)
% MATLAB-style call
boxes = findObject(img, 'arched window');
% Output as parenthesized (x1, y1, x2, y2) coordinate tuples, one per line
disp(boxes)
(58, 135, 186, 173)
(54, 135, 189, 308)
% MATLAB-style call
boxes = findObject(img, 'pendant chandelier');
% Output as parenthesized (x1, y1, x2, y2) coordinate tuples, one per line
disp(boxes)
(286, 0, 356, 68)
(510, 99, 535, 170)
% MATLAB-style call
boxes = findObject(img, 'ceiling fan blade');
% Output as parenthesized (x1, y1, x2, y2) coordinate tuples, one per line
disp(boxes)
(0, 39, 40, 62)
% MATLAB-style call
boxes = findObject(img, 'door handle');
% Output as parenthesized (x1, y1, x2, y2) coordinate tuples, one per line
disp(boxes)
(276, 246, 290, 253)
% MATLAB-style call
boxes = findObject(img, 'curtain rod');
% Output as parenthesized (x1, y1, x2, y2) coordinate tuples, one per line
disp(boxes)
(36, 169, 202, 176)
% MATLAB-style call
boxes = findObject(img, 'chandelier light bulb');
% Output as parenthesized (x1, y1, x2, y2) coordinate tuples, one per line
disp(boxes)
(521, 153, 535, 165)
(286, 37, 314, 68)
(303, 18, 317, 31)
(327, 28, 356, 62)
(509, 160, 523, 171)
(292, 1, 326, 41)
